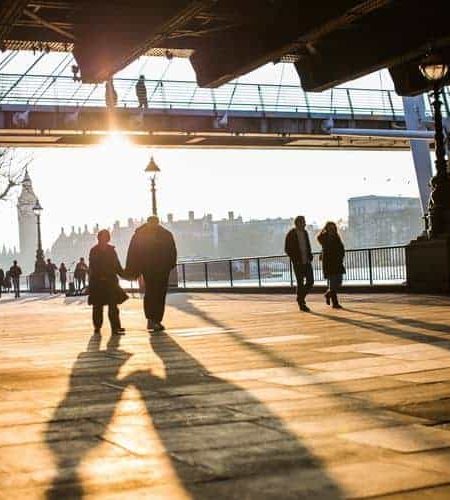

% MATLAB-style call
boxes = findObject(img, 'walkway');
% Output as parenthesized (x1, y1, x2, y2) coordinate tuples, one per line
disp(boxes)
(1, 293, 450, 498)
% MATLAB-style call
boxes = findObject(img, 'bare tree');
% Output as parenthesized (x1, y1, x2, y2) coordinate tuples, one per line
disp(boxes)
(0, 148, 31, 202)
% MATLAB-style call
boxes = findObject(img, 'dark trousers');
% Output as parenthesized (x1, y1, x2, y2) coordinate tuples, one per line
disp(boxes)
(12, 277, 20, 298)
(143, 272, 170, 323)
(48, 276, 56, 293)
(292, 262, 314, 304)
(92, 304, 121, 330)
(61, 280, 66, 292)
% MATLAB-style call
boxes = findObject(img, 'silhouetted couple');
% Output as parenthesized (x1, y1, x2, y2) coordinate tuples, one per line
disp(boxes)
(87, 216, 177, 335)
(285, 216, 345, 311)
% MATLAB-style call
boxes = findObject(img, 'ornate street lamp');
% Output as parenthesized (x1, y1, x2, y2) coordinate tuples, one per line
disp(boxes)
(419, 53, 450, 237)
(145, 155, 160, 217)
(32, 198, 46, 273)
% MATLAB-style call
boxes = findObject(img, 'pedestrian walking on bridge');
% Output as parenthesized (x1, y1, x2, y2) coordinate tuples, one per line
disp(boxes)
(0, 267, 4, 298)
(135, 75, 148, 109)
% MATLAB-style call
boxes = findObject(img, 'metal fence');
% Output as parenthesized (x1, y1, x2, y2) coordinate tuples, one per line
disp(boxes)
(176, 245, 407, 289)
(2, 72, 448, 119)
(0, 246, 406, 295)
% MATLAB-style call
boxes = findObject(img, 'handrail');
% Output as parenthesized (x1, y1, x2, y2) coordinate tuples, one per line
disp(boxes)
(0, 72, 413, 118)
(178, 245, 407, 265)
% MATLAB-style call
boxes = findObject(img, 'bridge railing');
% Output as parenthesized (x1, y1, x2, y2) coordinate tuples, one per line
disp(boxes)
(0, 72, 430, 118)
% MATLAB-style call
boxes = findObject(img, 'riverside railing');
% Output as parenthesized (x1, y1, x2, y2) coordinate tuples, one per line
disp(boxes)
(1, 246, 406, 295)
(175, 245, 407, 289)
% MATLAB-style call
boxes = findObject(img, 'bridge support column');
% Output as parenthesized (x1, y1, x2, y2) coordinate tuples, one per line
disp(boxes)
(402, 96, 432, 215)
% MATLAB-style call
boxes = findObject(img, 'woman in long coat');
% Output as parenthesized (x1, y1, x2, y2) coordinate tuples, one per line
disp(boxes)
(88, 229, 128, 334)
(317, 221, 345, 309)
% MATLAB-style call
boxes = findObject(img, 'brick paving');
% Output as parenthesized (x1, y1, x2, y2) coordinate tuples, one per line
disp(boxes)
(1, 292, 450, 498)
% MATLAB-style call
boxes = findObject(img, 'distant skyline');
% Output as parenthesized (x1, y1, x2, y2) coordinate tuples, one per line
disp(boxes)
(0, 54, 425, 252)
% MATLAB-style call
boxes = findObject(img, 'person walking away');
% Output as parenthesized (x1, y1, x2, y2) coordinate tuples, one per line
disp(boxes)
(46, 258, 58, 294)
(0, 267, 4, 298)
(74, 257, 88, 292)
(88, 229, 127, 335)
(135, 75, 148, 109)
(105, 79, 118, 108)
(9, 260, 22, 299)
(285, 215, 314, 312)
(317, 221, 345, 309)
(4, 270, 11, 294)
(59, 263, 67, 293)
(125, 216, 177, 332)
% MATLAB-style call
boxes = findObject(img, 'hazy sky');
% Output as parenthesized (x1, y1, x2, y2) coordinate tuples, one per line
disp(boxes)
(0, 54, 423, 251)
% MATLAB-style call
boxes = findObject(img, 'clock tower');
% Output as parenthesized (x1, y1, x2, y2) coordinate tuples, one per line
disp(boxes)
(17, 170, 38, 273)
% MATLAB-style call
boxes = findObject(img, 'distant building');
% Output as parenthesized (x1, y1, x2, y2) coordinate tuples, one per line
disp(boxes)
(347, 195, 422, 248)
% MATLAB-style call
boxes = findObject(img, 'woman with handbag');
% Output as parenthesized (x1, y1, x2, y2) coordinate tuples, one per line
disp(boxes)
(317, 221, 346, 309)
(88, 229, 128, 335)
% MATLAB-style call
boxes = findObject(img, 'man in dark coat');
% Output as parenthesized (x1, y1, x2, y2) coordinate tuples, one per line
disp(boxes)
(284, 215, 314, 312)
(125, 216, 177, 332)
(135, 75, 148, 109)
(88, 229, 127, 335)
(9, 260, 22, 299)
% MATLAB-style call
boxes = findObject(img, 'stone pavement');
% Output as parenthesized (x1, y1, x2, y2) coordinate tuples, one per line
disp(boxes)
(2, 292, 450, 499)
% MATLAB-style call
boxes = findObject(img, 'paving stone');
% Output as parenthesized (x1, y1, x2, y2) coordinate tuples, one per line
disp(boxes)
(341, 424, 450, 452)
(2, 293, 450, 497)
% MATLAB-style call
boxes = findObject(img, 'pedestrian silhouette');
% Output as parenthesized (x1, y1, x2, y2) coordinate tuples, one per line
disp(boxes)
(59, 262, 67, 293)
(9, 260, 22, 298)
(105, 79, 117, 108)
(135, 75, 148, 109)
(46, 258, 58, 294)
(74, 257, 88, 293)
(318, 221, 346, 309)
(125, 216, 177, 332)
(285, 216, 314, 312)
(88, 229, 127, 335)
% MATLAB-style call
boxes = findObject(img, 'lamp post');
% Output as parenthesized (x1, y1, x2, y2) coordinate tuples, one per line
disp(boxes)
(419, 54, 450, 237)
(32, 199, 46, 273)
(145, 155, 160, 217)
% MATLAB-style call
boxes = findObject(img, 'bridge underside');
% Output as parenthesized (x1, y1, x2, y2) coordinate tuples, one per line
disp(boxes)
(1, 1, 449, 95)
(0, 106, 411, 150)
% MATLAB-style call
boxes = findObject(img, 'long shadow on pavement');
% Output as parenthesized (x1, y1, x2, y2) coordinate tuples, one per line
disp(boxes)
(124, 332, 344, 499)
(44, 333, 132, 499)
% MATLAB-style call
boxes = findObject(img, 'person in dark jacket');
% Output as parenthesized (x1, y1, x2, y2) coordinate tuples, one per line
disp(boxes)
(46, 258, 58, 294)
(74, 257, 88, 292)
(135, 75, 148, 109)
(317, 221, 345, 309)
(59, 263, 67, 292)
(125, 216, 177, 332)
(88, 229, 128, 335)
(0, 267, 4, 298)
(284, 215, 314, 312)
(9, 260, 22, 298)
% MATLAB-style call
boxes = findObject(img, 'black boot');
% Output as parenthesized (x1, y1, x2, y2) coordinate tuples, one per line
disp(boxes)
(324, 291, 331, 305)
(331, 292, 343, 309)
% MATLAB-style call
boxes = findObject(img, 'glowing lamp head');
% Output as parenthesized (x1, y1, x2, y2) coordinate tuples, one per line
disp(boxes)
(419, 53, 449, 82)
(32, 199, 43, 216)
(145, 156, 160, 176)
